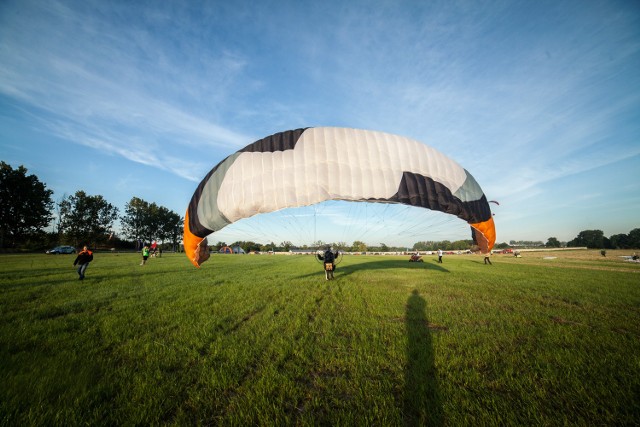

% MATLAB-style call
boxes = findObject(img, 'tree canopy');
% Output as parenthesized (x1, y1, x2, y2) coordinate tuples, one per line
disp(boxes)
(59, 191, 119, 247)
(0, 162, 54, 248)
(567, 230, 605, 249)
(545, 237, 561, 248)
(120, 197, 182, 249)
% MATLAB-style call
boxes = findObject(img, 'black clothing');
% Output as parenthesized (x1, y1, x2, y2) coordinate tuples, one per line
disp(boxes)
(317, 249, 339, 280)
(74, 250, 93, 266)
(73, 249, 93, 280)
(323, 250, 335, 263)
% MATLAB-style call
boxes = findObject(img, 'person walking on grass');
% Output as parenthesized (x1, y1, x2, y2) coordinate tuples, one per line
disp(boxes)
(437, 248, 443, 263)
(73, 246, 93, 280)
(484, 251, 493, 265)
(140, 244, 150, 265)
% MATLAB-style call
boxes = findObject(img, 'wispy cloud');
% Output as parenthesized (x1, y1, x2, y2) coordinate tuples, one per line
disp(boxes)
(0, 0, 252, 179)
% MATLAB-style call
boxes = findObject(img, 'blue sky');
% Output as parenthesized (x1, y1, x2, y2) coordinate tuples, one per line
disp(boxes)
(1, 0, 639, 247)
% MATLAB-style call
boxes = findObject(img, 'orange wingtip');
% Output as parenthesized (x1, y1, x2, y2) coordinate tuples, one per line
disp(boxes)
(183, 210, 210, 267)
(470, 216, 496, 254)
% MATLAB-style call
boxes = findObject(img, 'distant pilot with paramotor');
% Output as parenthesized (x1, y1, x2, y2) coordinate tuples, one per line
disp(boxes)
(317, 246, 339, 280)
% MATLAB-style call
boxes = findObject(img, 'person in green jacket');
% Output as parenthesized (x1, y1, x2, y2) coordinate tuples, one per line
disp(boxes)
(140, 245, 150, 265)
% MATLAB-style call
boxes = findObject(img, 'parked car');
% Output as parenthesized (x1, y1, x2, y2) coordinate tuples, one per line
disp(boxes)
(46, 246, 76, 254)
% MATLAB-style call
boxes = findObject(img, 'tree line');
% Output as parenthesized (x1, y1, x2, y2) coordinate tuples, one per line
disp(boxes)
(565, 229, 640, 250)
(2, 161, 638, 252)
(1, 161, 182, 251)
(207, 239, 481, 254)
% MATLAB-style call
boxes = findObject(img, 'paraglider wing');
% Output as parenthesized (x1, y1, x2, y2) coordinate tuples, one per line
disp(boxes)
(184, 127, 495, 267)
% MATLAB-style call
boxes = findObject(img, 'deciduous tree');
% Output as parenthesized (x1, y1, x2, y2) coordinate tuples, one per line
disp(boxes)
(121, 197, 148, 243)
(545, 237, 561, 248)
(627, 228, 640, 249)
(0, 162, 54, 248)
(59, 191, 119, 247)
(567, 230, 605, 249)
(121, 197, 182, 249)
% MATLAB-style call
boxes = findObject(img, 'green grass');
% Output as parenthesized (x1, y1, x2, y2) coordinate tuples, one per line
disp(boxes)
(1, 250, 639, 425)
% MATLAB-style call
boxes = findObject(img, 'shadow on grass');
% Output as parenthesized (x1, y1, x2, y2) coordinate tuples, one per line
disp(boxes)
(405, 289, 443, 426)
(295, 258, 450, 280)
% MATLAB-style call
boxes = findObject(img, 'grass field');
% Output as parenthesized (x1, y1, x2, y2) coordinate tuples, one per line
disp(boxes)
(1, 250, 639, 426)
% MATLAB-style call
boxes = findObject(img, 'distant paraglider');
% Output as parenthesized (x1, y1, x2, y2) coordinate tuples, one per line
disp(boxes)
(489, 200, 499, 216)
(183, 127, 496, 267)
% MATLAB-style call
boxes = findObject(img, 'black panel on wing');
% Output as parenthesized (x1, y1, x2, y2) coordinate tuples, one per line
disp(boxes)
(387, 172, 491, 224)
(240, 128, 309, 153)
